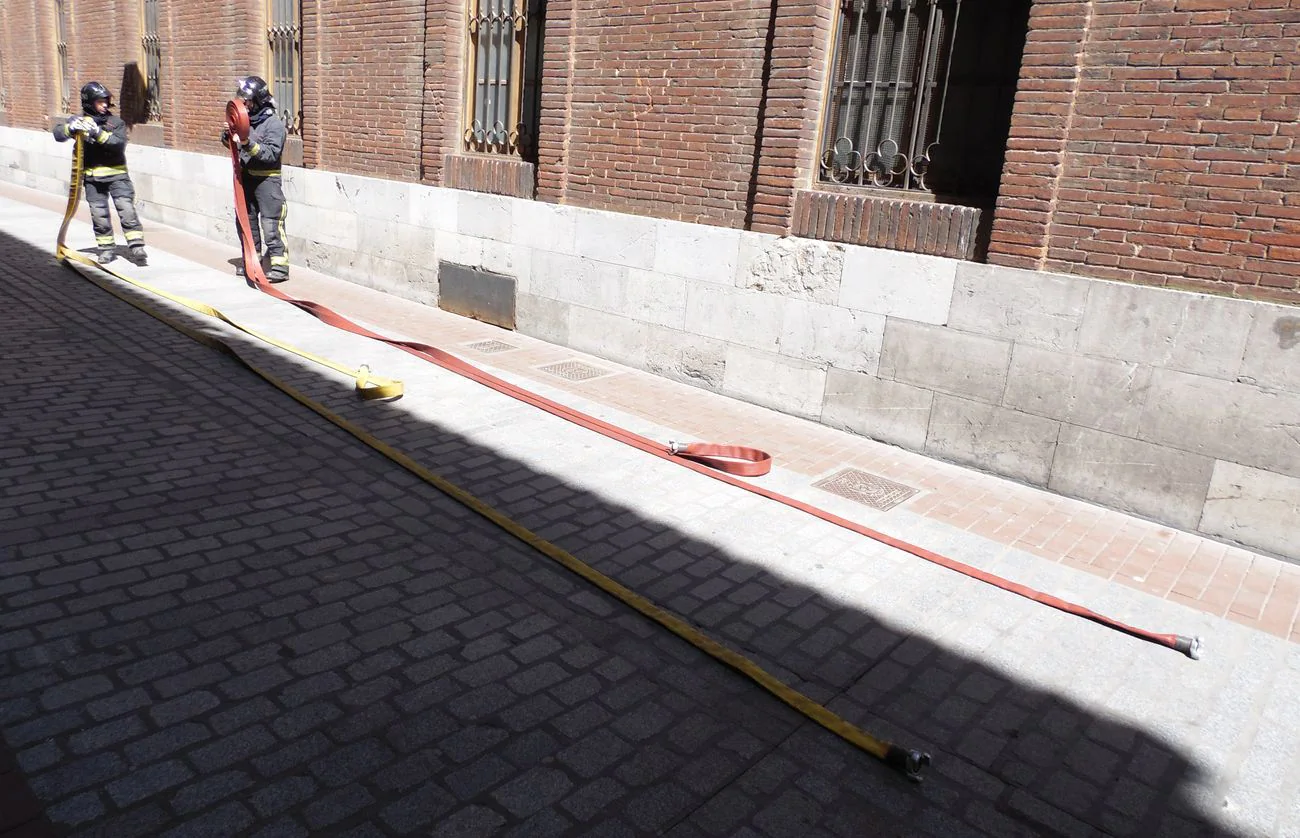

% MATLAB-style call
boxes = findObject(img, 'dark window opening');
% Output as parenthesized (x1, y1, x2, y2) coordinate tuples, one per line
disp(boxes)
(819, 0, 1031, 206)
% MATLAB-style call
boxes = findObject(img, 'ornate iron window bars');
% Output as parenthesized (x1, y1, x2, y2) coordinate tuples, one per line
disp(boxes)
(820, 0, 961, 193)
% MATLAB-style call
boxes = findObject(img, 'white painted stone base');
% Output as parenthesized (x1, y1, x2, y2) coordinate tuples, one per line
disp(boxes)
(4, 124, 1296, 561)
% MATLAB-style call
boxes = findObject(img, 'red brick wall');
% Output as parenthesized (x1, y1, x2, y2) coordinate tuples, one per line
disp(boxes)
(989, 0, 1300, 303)
(2, 0, 1296, 306)
(0, 3, 29, 123)
(534, 0, 774, 227)
(61, 1, 149, 124)
(165, 2, 264, 152)
(304, 0, 426, 180)
(1, 1, 68, 125)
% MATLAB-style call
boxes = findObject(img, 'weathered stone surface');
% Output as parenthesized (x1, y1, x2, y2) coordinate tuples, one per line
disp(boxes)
(1138, 369, 1300, 480)
(880, 320, 1012, 404)
(1238, 304, 1300, 395)
(625, 269, 689, 330)
(334, 173, 411, 224)
(457, 192, 512, 241)
(737, 233, 843, 304)
(358, 218, 436, 265)
(655, 218, 740, 284)
(924, 395, 1059, 486)
(568, 306, 647, 369)
(408, 185, 459, 233)
(512, 200, 577, 255)
(295, 169, 351, 214)
(516, 293, 571, 347)
(1076, 281, 1254, 381)
(778, 300, 884, 376)
(643, 327, 727, 390)
(721, 346, 827, 419)
(821, 369, 933, 450)
(529, 251, 628, 313)
(1004, 345, 1152, 436)
(1051, 426, 1215, 530)
(684, 283, 785, 354)
(434, 231, 485, 271)
(950, 263, 1089, 351)
(838, 246, 956, 325)
(480, 241, 529, 290)
(1200, 462, 1300, 559)
(574, 207, 656, 270)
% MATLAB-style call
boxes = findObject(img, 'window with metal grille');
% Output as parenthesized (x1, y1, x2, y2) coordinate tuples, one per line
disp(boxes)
(0, 40, 7, 112)
(820, 0, 1028, 202)
(267, 0, 302, 135)
(55, 0, 71, 113)
(463, 0, 545, 161)
(142, 0, 162, 122)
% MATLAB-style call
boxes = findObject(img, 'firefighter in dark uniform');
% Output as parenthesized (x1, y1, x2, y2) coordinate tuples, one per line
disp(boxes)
(222, 76, 290, 283)
(53, 82, 147, 265)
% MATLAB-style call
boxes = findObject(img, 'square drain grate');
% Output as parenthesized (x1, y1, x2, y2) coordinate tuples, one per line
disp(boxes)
(465, 339, 518, 354)
(813, 468, 918, 511)
(538, 360, 615, 382)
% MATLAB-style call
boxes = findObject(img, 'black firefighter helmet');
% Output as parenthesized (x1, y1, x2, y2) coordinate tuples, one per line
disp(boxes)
(236, 76, 274, 111)
(80, 81, 112, 114)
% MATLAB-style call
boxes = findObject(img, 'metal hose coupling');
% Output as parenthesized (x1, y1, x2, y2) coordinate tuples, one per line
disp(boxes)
(884, 745, 931, 782)
(1174, 635, 1204, 660)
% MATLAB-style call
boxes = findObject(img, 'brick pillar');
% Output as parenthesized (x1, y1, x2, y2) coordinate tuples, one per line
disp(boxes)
(986, 0, 1094, 269)
(302, 0, 320, 167)
(534, 0, 575, 204)
(421, 0, 462, 184)
(745, 0, 836, 234)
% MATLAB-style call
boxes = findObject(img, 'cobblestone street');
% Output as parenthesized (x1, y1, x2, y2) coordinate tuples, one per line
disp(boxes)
(3, 192, 1299, 837)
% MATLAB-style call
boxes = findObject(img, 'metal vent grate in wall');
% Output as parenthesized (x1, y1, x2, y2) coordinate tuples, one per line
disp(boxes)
(812, 468, 918, 511)
(465, 339, 518, 354)
(538, 361, 616, 382)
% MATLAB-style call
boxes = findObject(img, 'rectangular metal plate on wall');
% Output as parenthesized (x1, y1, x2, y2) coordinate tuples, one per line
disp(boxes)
(438, 261, 517, 330)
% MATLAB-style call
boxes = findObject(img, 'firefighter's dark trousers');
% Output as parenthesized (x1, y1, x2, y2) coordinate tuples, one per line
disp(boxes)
(241, 173, 289, 278)
(84, 177, 144, 250)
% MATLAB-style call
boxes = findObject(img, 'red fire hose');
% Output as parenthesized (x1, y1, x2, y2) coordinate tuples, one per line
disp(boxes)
(225, 99, 1203, 662)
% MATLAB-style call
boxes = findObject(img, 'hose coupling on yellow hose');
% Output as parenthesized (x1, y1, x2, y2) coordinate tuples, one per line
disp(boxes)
(884, 746, 931, 783)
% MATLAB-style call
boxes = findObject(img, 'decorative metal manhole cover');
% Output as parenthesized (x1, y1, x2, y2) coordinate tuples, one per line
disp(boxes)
(538, 360, 615, 382)
(465, 339, 517, 354)
(812, 468, 918, 511)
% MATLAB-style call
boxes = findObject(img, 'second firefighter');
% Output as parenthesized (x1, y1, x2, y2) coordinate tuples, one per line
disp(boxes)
(223, 76, 290, 283)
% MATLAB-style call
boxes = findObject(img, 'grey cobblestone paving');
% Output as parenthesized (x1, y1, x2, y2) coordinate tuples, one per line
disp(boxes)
(0, 201, 1280, 837)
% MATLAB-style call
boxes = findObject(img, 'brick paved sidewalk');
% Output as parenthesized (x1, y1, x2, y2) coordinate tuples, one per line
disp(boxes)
(3, 189, 1299, 837)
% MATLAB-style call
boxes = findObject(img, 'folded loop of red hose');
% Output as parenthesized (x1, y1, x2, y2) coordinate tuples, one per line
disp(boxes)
(669, 442, 771, 477)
